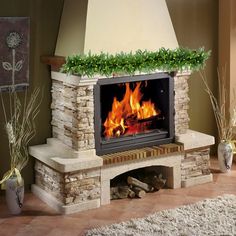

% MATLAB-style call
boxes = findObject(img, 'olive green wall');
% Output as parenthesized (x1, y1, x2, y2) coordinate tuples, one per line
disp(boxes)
(166, 0, 218, 140)
(0, 0, 218, 193)
(0, 0, 64, 193)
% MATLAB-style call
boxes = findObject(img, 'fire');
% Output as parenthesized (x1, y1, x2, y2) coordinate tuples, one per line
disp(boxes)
(103, 82, 160, 138)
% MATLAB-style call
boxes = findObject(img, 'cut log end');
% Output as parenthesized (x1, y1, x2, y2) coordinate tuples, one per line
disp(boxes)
(132, 186, 146, 198)
(127, 176, 154, 192)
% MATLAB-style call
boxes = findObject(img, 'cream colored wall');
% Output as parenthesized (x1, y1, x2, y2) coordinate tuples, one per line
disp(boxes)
(55, 0, 88, 56)
(84, 0, 178, 54)
(55, 0, 178, 56)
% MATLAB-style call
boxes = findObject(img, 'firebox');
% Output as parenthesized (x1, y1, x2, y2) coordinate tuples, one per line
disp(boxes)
(94, 73, 174, 155)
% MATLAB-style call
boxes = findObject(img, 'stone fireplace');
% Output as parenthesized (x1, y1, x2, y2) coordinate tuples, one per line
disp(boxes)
(29, 0, 215, 214)
(29, 70, 214, 214)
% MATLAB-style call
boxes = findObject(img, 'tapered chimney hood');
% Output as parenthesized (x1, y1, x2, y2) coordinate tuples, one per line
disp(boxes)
(55, 0, 178, 57)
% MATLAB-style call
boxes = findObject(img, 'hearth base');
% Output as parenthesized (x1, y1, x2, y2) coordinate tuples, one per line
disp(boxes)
(30, 140, 183, 214)
(29, 129, 214, 214)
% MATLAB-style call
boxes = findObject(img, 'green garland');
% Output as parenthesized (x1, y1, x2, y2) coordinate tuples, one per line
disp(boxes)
(61, 47, 210, 77)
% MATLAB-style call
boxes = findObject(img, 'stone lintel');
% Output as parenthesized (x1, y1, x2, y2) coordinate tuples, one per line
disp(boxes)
(51, 70, 191, 87)
(29, 138, 103, 173)
(101, 154, 182, 182)
(175, 70, 191, 77)
(175, 129, 215, 151)
(51, 71, 99, 86)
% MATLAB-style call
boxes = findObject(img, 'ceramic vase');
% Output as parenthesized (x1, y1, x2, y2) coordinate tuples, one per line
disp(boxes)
(217, 141, 233, 173)
(5, 175, 24, 215)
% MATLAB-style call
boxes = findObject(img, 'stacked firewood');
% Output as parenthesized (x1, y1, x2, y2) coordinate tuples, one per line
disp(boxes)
(110, 173, 166, 200)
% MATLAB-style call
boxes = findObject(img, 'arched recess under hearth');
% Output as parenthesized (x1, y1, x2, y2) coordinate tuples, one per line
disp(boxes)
(100, 154, 182, 205)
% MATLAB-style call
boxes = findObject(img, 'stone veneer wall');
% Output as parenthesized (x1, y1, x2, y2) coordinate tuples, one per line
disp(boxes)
(51, 72, 190, 151)
(35, 161, 101, 205)
(51, 81, 95, 150)
(181, 148, 211, 182)
(174, 73, 189, 134)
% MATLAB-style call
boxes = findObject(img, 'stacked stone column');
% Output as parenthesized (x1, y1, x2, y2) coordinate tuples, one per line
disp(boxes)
(174, 73, 190, 135)
(181, 148, 211, 187)
(51, 80, 95, 151)
(35, 161, 101, 206)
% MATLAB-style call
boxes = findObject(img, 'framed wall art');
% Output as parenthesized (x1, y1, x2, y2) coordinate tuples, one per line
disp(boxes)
(0, 17, 29, 91)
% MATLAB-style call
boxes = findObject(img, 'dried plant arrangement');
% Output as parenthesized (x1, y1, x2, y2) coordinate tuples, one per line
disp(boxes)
(0, 26, 41, 188)
(200, 68, 236, 142)
(0, 87, 41, 187)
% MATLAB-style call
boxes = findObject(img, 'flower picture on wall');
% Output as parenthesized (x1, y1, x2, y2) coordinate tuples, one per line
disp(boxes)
(0, 17, 29, 91)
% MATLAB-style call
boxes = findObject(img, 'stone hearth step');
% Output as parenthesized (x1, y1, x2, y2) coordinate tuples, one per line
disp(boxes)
(102, 143, 184, 165)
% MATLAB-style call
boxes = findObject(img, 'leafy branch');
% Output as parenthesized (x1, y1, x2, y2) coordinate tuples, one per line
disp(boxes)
(61, 47, 210, 77)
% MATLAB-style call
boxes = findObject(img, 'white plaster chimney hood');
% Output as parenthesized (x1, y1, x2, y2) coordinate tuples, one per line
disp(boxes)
(55, 0, 178, 57)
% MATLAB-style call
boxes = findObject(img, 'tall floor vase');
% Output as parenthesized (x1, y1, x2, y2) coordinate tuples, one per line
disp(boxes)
(217, 141, 233, 173)
(5, 175, 24, 215)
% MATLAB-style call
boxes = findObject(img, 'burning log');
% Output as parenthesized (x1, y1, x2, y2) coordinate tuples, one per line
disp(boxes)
(125, 117, 153, 134)
(125, 115, 164, 135)
(125, 115, 162, 126)
(138, 115, 164, 123)
(113, 125, 125, 137)
(103, 81, 162, 138)
(127, 176, 154, 192)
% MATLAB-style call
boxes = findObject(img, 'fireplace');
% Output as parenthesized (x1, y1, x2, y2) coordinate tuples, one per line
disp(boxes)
(28, 0, 215, 214)
(94, 73, 175, 155)
(29, 70, 215, 214)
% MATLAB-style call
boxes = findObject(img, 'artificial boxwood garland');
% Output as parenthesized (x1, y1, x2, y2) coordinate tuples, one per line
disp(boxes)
(61, 47, 210, 77)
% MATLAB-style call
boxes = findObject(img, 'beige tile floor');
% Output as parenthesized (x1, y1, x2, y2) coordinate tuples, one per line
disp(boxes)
(0, 158, 235, 236)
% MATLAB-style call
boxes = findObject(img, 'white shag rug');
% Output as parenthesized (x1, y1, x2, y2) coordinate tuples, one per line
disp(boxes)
(86, 194, 236, 236)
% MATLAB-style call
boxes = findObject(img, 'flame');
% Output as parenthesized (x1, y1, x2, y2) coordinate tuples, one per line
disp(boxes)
(103, 82, 159, 138)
